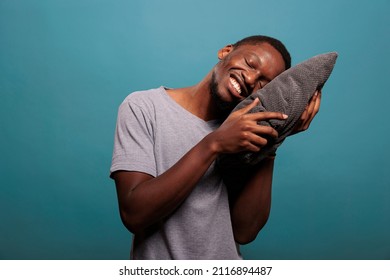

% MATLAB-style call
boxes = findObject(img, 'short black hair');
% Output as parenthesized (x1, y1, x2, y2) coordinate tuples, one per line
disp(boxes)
(233, 35, 291, 69)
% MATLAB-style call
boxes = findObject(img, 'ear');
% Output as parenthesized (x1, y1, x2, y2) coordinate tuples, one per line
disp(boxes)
(217, 44, 234, 60)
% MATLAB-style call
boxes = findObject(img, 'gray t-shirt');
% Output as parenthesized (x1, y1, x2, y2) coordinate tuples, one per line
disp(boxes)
(110, 86, 241, 259)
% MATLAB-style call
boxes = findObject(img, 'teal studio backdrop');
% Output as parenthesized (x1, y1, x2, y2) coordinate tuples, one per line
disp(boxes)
(1, 0, 389, 260)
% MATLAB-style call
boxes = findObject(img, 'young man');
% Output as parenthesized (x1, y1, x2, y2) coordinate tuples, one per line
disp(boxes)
(110, 35, 321, 259)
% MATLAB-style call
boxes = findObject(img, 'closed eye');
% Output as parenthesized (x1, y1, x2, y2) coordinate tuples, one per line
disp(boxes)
(245, 57, 255, 69)
(261, 77, 272, 87)
(245, 54, 263, 69)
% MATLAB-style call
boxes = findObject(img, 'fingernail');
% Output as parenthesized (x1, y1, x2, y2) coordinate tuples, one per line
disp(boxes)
(283, 114, 288, 119)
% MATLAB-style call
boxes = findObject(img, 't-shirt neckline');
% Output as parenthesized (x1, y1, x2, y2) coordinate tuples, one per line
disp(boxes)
(159, 86, 221, 127)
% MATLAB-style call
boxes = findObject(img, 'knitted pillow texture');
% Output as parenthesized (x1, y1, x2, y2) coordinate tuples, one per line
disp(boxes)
(218, 52, 338, 167)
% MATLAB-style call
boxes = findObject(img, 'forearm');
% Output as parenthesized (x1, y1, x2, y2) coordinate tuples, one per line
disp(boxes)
(230, 157, 275, 244)
(120, 133, 219, 233)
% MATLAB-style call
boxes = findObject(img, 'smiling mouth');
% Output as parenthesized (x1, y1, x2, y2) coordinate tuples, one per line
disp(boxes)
(230, 77, 242, 95)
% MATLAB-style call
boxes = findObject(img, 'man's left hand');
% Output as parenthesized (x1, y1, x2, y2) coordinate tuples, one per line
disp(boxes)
(290, 90, 321, 135)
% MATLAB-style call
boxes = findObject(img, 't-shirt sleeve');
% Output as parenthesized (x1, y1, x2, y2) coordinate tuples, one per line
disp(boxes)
(110, 99, 156, 178)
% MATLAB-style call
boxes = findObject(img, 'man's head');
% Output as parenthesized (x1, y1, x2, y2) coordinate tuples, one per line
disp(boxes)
(210, 35, 290, 115)
(232, 35, 291, 69)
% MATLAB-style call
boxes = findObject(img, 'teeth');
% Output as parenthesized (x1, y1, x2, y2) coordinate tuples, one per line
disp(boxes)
(230, 77, 241, 94)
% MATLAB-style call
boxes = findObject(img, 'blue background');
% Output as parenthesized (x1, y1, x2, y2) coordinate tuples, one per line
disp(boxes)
(1, 0, 389, 259)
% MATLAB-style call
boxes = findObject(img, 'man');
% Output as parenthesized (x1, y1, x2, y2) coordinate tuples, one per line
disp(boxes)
(110, 35, 321, 259)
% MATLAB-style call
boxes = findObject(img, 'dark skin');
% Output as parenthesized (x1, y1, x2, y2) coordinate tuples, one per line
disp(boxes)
(112, 42, 321, 244)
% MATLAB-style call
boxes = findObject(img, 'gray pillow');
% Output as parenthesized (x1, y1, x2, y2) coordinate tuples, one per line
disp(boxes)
(217, 52, 338, 168)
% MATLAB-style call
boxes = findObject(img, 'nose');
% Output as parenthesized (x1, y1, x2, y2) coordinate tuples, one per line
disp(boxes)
(243, 69, 261, 90)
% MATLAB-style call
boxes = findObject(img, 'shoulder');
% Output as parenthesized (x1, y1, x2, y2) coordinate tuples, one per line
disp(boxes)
(116, 86, 173, 124)
(117, 87, 169, 119)
(121, 86, 167, 109)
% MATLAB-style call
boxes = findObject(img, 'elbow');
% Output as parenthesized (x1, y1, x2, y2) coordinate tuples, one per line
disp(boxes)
(234, 232, 257, 245)
(234, 227, 261, 245)
(119, 209, 147, 235)
(233, 217, 269, 245)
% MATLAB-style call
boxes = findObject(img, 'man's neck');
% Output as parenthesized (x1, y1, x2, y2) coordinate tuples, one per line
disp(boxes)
(166, 72, 220, 121)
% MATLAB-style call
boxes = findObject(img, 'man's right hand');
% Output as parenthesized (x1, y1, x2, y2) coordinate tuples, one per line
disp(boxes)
(209, 98, 288, 154)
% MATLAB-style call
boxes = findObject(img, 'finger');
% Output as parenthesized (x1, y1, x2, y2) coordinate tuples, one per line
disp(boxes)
(302, 93, 318, 126)
(247, 111, 288, 122)
(300, 107, 309, 122)
(243, 141, 262, 152)
(308, 91, 321, 122)
(250, 124, 279, 139)
(306, 92, 318, 116)
(313, 91, 321, 114)
(243, 133, 271, 152)
(305, 92, 321, 127)
(235, 97, 260, 114)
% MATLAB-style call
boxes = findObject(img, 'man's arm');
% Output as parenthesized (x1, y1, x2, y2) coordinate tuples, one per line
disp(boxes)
(113, 98, 286, 235)
(112, 135, 220, 235)
(228, 157, 275, 244)
(229, 91, 322, 244)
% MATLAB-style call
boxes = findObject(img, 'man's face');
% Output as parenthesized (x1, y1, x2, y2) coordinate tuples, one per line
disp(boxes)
(210, 43, 286, 114)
